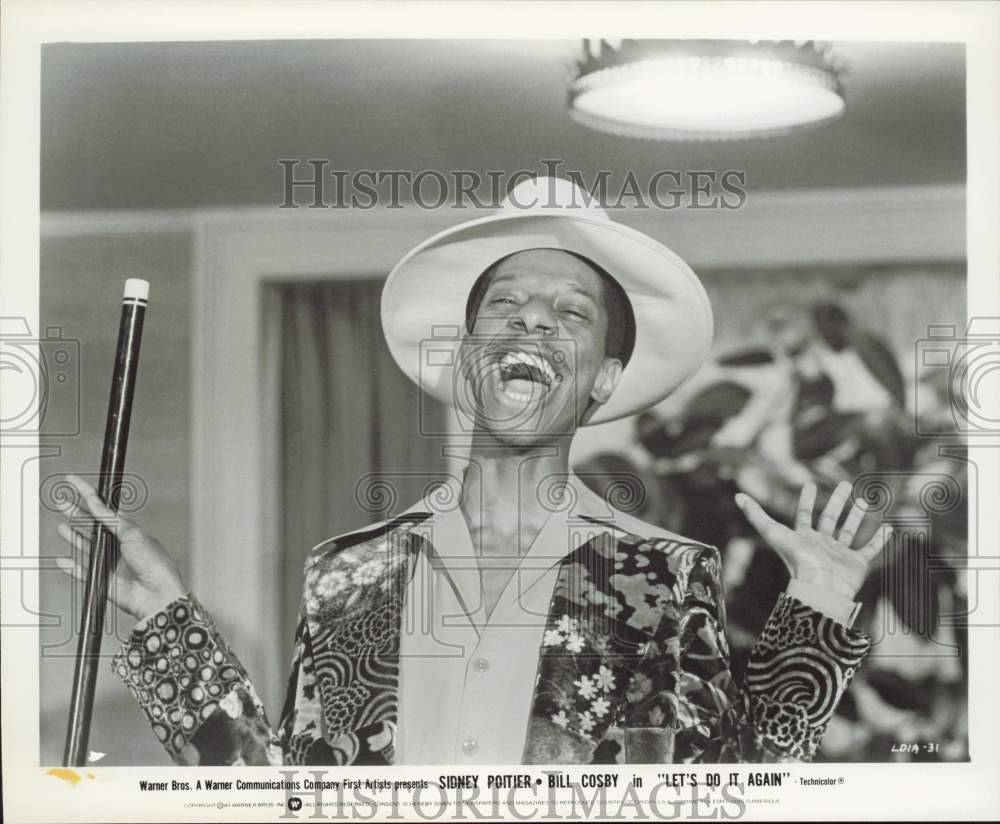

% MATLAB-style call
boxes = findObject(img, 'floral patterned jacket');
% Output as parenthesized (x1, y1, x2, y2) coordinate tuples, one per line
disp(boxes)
(113, 510, 871, 766)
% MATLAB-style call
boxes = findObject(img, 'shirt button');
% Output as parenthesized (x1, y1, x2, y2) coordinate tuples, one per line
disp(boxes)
(461, 739, 479, 756)
(473, 657, 490, 673)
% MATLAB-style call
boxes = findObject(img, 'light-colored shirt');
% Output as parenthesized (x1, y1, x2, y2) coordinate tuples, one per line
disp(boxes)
(393, 474, 856, 765)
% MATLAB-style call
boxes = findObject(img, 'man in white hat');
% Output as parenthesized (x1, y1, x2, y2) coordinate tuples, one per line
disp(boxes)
(57, 178, 890, 765)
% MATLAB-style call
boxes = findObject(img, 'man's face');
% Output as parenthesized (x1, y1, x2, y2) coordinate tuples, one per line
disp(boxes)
(457, 249, 623, 444)
(760, 303, 812, 356)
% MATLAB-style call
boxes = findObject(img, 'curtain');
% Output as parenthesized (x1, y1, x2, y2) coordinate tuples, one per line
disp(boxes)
(277, 280, 447, 657)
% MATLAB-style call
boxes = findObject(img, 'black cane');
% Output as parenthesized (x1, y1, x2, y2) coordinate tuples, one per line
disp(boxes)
(63, 279, 148, 767)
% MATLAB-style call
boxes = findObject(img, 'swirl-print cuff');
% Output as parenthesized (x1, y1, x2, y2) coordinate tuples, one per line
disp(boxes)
(746, 593, 871, 760)
(111, 594, 248, 758)
(785, 579, 858, 627)
(755, 593, 871, 662)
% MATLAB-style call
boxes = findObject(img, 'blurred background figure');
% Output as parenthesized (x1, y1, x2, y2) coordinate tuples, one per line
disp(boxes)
(829, 445, 969, 763)
(756, 299, 914, 481)
(627, 297, 967, 761)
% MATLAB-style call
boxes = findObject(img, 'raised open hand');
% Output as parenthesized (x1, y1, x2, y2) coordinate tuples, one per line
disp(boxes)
(53, 474, 187, 622)
(735, 480, 892, 601)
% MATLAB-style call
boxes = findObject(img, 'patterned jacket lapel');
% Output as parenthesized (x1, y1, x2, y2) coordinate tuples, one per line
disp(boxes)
(302, 514, 428, 764)
(523, 524, 678, 764)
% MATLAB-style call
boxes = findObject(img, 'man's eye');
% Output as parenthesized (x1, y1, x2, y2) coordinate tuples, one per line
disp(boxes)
(490, 296, 517, 305)
(562, 308, 588, 320)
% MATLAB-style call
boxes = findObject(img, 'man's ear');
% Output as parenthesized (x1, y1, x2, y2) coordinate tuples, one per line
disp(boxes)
(590, 358, 623, 405)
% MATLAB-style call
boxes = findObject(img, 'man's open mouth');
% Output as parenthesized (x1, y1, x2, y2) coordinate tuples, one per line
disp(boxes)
(495, 348, 557, 402)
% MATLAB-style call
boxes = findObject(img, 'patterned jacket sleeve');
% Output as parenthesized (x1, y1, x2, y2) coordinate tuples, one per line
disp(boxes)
(672, 546, 872, 762)
(620, 545, 871, 763)
(111, 593, 309, 765)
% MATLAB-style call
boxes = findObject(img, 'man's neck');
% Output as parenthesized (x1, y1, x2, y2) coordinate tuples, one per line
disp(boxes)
(460, 439, 572, 558)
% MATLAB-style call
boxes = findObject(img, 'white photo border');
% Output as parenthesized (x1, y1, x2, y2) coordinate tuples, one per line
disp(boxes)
(2, 1, 998, 821)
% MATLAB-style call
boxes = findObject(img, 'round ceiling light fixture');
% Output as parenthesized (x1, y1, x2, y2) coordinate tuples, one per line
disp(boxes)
(568, 39, 846, 141)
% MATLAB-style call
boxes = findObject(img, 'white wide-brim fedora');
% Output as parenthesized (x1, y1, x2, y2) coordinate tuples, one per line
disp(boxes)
(381, 176, 714, 425)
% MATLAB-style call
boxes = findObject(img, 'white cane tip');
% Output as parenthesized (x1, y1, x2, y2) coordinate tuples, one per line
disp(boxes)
(123, 279, 149, 301)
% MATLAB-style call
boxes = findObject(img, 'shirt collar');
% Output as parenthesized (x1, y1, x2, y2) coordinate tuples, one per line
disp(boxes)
(401, 471, 620, 608)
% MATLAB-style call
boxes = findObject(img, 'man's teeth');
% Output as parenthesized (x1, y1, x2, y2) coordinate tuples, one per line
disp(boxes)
(498, 350, 556, 384)
(502, 380, 534, 402)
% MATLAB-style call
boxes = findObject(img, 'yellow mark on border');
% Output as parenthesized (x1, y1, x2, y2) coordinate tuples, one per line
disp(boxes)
(46, 768, 82, 785)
